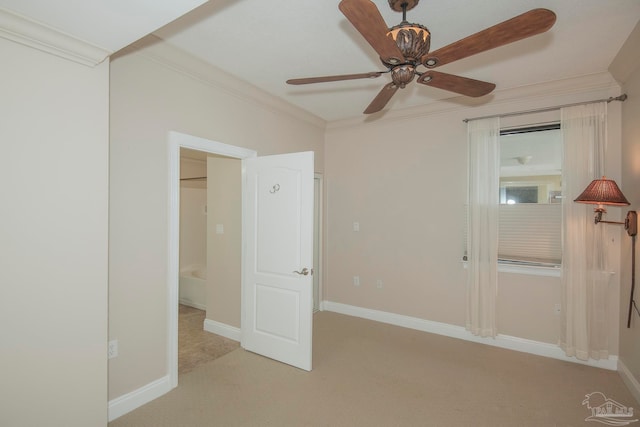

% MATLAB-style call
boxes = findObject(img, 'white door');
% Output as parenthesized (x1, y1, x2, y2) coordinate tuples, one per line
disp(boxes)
(242, 151, 314, 371)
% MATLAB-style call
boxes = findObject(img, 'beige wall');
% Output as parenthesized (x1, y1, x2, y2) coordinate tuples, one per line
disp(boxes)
(180, 157, 207, 270)
(497, 273, 561, 343)
(206, 157, 242, 327)
(0, 38, 109, 426)
(617, 21, 640, 398)
(108, 37, 325, 400)
(324, 75, 624, 349)
(325, 114, 468, 325)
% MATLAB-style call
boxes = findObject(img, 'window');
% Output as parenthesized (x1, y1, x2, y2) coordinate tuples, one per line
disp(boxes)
(498, 124, 562, 267)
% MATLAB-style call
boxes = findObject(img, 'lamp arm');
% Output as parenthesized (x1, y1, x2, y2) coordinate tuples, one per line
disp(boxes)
(595, 210, 638, 237)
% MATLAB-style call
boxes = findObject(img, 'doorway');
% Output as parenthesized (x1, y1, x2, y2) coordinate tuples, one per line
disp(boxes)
(168, 132, 323, 385)
(178, 148, 241, 374)
(168, 132, 257, 388)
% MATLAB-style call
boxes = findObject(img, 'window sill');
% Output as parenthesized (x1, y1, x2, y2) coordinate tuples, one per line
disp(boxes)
(498, 262, 561, 277)
(461, 261, 561, 277)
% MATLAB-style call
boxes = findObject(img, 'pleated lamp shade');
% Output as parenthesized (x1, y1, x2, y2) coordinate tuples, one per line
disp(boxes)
(574, 176, 630, 206)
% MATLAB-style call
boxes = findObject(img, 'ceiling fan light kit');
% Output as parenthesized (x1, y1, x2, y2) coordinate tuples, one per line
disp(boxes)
(387, 23, 430, 64)
(286, 0, 556, 115)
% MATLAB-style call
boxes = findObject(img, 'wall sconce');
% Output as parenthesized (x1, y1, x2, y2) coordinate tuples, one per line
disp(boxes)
(574, 176, 638, 328)
(574, 176, 636, 231)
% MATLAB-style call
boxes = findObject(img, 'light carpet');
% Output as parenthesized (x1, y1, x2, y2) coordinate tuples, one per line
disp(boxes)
(110, 311, 637, 426)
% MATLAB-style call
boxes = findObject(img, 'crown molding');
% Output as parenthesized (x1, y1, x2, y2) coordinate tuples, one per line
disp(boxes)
(326, 72, 621, 130)
(117, 35, 326, 130)
(0, 7, 111, 67)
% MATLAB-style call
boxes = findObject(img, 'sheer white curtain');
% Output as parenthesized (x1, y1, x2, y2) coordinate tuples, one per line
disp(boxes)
(467, 117, 500, 337)
(561, 102, 610, 360)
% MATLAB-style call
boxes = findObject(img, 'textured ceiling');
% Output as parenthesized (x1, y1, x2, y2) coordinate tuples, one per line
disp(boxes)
(154, 0, 640, 121)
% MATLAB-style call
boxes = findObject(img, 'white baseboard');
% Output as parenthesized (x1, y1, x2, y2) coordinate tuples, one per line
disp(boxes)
(618, 360, 640, 404)
(108, 375, 173, 421)
(178, 298, 207, 311)
(108, 320, 240, 421)
(203, 319, 241, 342)
(323, 301, 618, 371)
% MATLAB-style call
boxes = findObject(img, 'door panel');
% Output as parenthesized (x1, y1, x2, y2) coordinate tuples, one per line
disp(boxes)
(242, 151, 314, 371)
(256, 167, 301, 274)
(255, 284, 299, 341)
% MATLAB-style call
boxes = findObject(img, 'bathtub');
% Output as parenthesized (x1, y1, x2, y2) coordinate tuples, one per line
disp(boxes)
(179, 264, 207, 310)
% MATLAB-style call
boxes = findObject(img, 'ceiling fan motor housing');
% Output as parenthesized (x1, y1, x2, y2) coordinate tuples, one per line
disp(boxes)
(391, 64, 416, 87)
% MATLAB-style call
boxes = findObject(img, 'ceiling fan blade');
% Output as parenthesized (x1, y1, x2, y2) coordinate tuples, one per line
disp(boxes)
(417, 71, 495, 97)
(339, 0, 405, 65)
(287, 72, 384, 85)
(422, 8, 556, 68)
(364, 82, 398, 114)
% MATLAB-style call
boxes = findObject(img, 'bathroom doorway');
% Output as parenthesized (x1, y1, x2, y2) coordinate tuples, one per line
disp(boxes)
(168, 133, 256, 387)
(178, 148, 240, 374)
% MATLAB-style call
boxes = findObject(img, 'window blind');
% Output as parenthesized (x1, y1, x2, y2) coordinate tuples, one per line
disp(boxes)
(498, 203, 561, 265)
(464, 203, 562, 266)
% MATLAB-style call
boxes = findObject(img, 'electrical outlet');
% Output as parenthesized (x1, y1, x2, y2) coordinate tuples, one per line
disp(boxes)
(554, 304, 561, 315)
(353, 276, 360, 286)
(108, 340, 118, 359)
(376, 279, 383, 289)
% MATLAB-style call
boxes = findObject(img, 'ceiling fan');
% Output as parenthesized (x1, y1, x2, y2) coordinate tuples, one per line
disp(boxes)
(286, 0, 556, 114)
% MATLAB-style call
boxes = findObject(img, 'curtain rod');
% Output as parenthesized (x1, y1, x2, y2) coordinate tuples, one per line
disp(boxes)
(462, 94, 627, 123)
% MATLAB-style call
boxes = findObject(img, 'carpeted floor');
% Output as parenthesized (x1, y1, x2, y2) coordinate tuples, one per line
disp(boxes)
(111, 311, 638, 427)
(179, 304, 239, 374)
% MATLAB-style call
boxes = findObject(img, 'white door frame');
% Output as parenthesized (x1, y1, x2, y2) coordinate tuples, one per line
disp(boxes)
(313, 173, 324, 312)
(167, 131, 256, 388)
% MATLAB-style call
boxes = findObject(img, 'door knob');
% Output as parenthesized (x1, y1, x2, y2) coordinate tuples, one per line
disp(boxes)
(293, 268, 312, 276)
